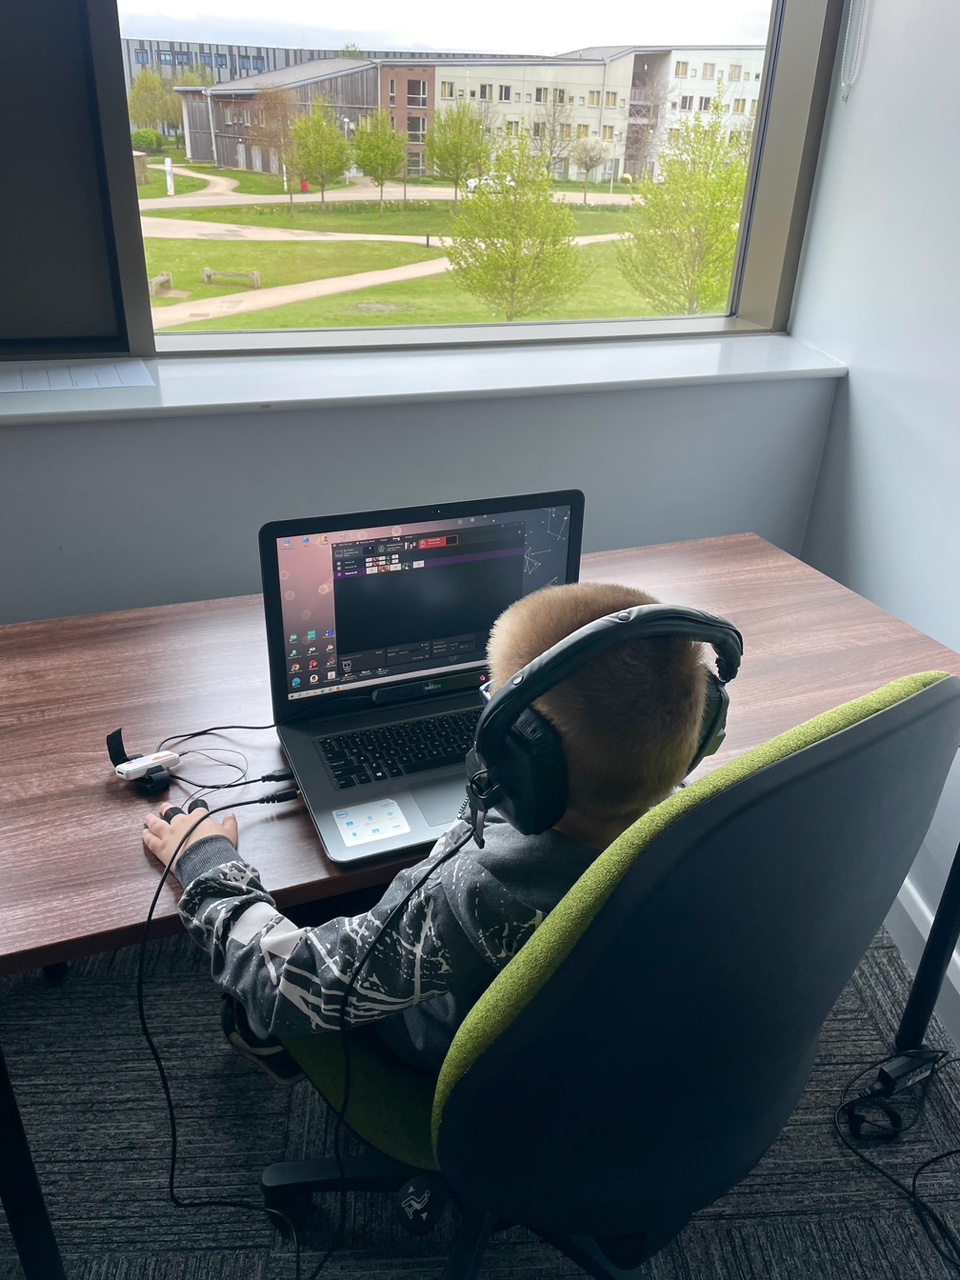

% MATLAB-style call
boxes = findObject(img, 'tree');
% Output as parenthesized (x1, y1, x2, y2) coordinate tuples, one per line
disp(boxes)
(352, 110, 407, 214)
(248, 86, 300, 194)
(447, 133, 588, 321)
(530, 90, 576, 175)
(288, 100, 351, 206)
(425, 101, 491, 207)
(615, 97, 751, 315)
(128, 70, 174, 132)
(337, 42, 363, 58)
(570, 137, 607, 204)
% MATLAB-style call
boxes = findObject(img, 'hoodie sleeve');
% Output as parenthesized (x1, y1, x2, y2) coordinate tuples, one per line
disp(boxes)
(175, 823, 511, 1040)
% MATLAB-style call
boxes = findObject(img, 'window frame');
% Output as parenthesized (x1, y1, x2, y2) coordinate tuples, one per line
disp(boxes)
(23, 0, 843, 360)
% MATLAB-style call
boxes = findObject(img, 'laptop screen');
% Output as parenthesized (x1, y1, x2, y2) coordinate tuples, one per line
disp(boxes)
(261, 493, 582, 708)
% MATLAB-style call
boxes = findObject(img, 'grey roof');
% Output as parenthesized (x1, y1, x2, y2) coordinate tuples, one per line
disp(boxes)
(209, 58, 373, 92)
(558, 43, 766, 59)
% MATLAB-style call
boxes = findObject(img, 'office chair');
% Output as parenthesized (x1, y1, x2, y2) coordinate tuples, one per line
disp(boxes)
(263, 672, 960, 1280)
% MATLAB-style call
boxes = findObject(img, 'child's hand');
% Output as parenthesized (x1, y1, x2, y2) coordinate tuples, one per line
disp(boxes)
(142, 801, 239, 871)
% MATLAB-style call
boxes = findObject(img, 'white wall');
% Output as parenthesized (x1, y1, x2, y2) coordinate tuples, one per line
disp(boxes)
(0, 376, 833, 624)
(792, 0, 960, 1039)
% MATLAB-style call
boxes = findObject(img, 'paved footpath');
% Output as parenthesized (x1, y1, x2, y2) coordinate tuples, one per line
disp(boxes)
(140, 172, 634, 212)
(147, 163, 240, 197)
(149, 232, 624, 330)
(141, 216, 449, 246)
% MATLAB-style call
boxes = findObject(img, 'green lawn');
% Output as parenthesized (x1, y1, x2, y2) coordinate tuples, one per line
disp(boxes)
(145, 201, 631, 238)
(137, 168, 209, 198)
(160, 241, 656, 330)
(144, 238, 447, 305)
(148, 163, 352, 197)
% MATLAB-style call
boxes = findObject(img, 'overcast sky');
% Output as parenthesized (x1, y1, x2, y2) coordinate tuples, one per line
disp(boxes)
(118, 0, 773, 56)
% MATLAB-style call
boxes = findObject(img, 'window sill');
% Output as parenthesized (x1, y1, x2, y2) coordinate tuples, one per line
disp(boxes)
(0, 334, 844, 426)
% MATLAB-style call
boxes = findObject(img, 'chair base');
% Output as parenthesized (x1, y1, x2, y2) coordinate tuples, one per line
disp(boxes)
(261, 1150, 418, 1209)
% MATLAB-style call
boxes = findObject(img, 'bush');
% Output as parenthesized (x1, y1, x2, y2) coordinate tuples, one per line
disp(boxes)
(131, 129, 165, 155)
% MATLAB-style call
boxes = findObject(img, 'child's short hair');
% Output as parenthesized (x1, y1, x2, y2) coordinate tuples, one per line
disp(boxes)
(487, 582, 708, 823)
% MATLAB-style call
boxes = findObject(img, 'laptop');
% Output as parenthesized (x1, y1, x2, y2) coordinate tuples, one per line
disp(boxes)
(258, 490, 585, 863)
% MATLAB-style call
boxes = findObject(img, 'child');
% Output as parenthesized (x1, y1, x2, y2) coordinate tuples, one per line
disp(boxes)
(142, 582, 708, 1079)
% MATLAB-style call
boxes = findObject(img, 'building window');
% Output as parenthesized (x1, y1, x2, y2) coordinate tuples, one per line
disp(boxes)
(253, 57, 265, 71)
(675, 60, 688, 77)
(588, 90, 600, 107)
(535, 86, 547, 103)
(532, 121, 544, 138)
(407, 116, 426, 142)
(498, 84, 511, 101)
(158, 50, 173, 64)
(605, 91, 617, 108)
(504, 119, 520, 135)
(560, 123, 572, 139)
(389, 78, 396, 105)
(729, 64, 742, 80)
(469, 89, 476, 98)
(216, 54, 227, 67)
(407, 80, 427, 107)
(755, 72, 762, 80)
(733, 98, 746, 114)
(576, 123, 589, 138)
(242, 107, 252, 125)
(199, 52, 212, 66)
(406, 151, 425, 175)
(440, 81, 454, 98)
(134, 49, 149, 64)
(175, 52, 190, 65)
(680, 95, 693, 111)
(750, 99, 758, 115)
(699, 96, 712, 111)
(689, 68, 698, 78)
(601, 124, 614, 141)
(239, 56, 250, 70)
(702, 62, 715, 80)
(554, 88, 565, 104)
(479, 83, 492, 100)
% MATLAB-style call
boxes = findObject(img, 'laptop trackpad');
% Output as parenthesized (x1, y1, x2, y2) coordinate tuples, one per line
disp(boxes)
(409, 778, 468, 828)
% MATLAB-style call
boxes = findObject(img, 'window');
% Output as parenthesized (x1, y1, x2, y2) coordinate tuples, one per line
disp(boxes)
(388, 78, 396, 105)
(504, 119, 520, 135)
(729, 64, 742, 80)
(702, 62, 715, 79)
(755, 72, 762, 80)
(532, 121, 544, 138)
(579, 96, 585, 105)
(216, 54, 227, 67)
(576, 123, 589, 138)
(239, 56, 250, 70)
(699, 96, 712, 111)
(733, 98, 746, 114)
(680, 95, 693, 111)
(253, 57, 265, 71)
(441, 81, 454, 98)
(407, 116, 426, 142)
(242, 107, 252, 125)
(535, 86, 547, 103)
(689, 68, 698, 78)
(479, 83, 492, 100)
(407, 80, 427, 107)
(675, 60, 688, 76)
(175, 52, 190, 65)
(605, 91, 617, 108)
(750, 99, 758, 116)
(554, 88, 565, 104)
(158, 50, 172, 64)
(199, 52, 212, 66)
(560, 123, 572, 139)
(19, 0, 840, 356)
(406, 151, 425, 175)
(469, 89, 476, 98)
(498, 84, 511, 102)
(525, 93, 531, 101)
(134, 49, 149, 65)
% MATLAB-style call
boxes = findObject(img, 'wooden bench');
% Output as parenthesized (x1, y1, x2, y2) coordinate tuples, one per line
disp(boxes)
(202, 268, 261, 288)
(148, 272, 173, 297)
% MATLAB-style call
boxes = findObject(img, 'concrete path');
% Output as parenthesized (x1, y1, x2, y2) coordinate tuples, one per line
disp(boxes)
(146, 164, 239, 197)
(149, 232, 625, 331)
(140, 216, 448, 246)
(140, 174, 634, 212)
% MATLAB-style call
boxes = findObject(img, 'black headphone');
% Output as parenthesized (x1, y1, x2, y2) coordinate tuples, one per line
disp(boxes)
(464, 604, 743, 840)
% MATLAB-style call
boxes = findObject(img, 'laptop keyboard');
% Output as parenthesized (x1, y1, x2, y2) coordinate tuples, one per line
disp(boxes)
(315, 707, 482, 789)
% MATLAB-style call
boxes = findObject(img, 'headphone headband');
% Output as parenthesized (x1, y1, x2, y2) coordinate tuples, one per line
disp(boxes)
(479, 603, 743, 741)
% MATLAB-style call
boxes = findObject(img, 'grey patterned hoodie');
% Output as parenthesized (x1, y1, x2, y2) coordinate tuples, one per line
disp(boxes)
(176, 814, 598, 1072)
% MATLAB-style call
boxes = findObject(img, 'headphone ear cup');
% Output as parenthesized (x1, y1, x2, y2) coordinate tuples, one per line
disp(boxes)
(687, 671, 730, 774)
(476, 707, 568, 836)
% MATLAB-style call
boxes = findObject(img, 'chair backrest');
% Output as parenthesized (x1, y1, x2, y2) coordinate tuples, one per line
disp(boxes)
(432, 673, 960, 1237)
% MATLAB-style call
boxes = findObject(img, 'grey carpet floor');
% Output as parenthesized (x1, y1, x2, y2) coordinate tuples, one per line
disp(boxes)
(1, 928, 959, 1279)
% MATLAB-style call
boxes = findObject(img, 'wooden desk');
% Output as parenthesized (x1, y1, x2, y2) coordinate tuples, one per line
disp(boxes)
(4, 533, 960, 979)
(2, 532, 960, 1280)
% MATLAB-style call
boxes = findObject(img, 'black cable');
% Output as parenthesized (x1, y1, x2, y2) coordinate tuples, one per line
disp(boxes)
(174, 768, 294, 791)
(835, 1052, 960, 1272)
(307, 819, 479, 1280)
(156, 722, 276, 752)
(137, 792, 304, 1280)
